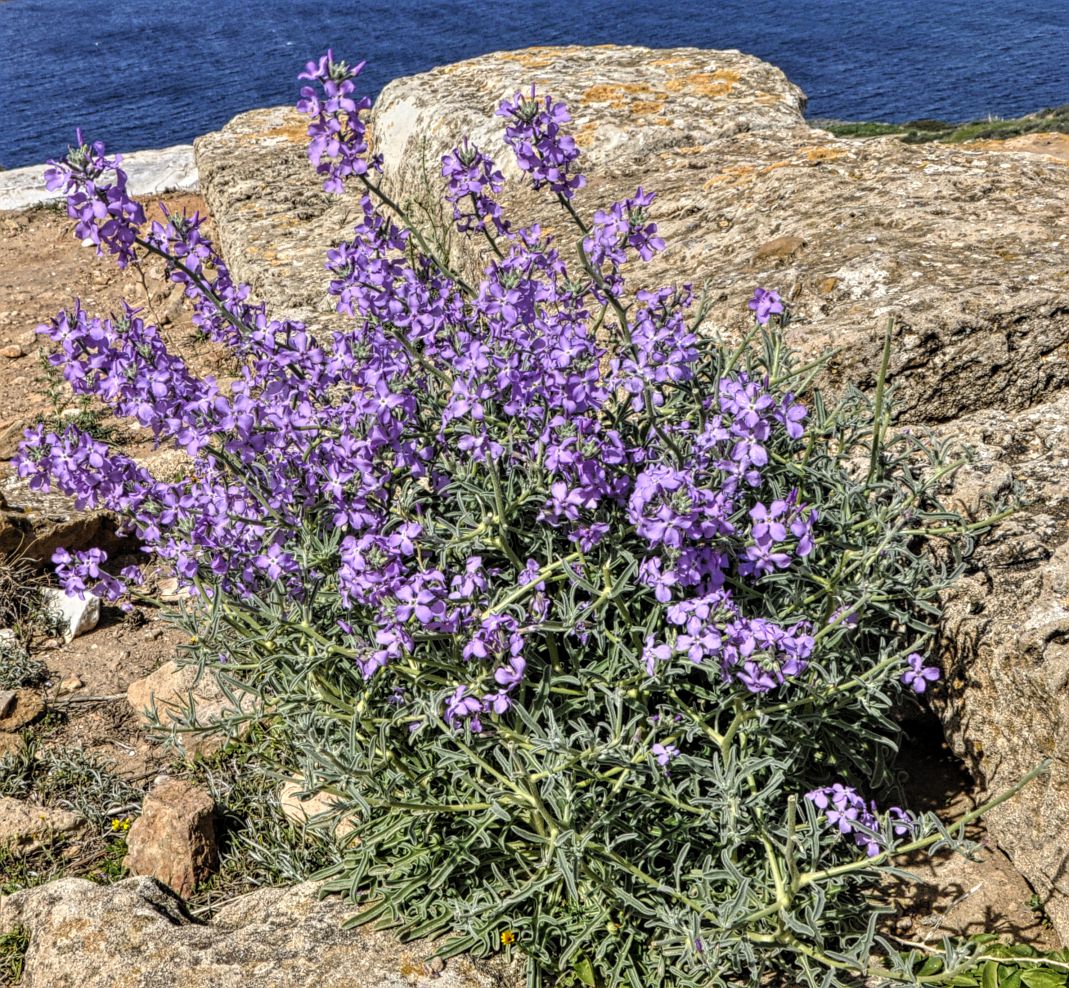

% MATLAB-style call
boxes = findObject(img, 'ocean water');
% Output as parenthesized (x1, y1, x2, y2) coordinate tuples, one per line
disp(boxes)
(0, 0, 1066, 170)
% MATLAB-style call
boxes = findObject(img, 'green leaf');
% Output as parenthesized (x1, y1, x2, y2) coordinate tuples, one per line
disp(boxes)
(981, 960, 999, 988)
(573, 956, 597, 988)
(1020, 969, 1067, 988)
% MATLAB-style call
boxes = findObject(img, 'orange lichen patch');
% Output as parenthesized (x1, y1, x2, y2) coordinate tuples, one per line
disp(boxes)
(674, 146, 708, 156)
(665, 69, 741, 98)
(802, 146, 847, 163)
(702, 165, 756, 189)
(573, 121, 602, 148)
(581, 83, 659, 102)
(248, 118, 309, 145)
(755, 92, 784, 105)
(629, 101, 667, 116)
(758, 160, 793, 175)
(818, 277, 840, 295)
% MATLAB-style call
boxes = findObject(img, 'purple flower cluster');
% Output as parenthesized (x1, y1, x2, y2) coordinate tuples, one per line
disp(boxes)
(44, 132, 145, 269)
(296, 50, 379, 193)
(23, 52, 833, 741)
(738, 494, 818, 578)
(441, 141, 509, 236)
(584, 188, 665, 294)
(497, 88, 585, 199)
(806, 784, 914, 857)
(51, 547, 132, 603)
(642, 591, 815, 693)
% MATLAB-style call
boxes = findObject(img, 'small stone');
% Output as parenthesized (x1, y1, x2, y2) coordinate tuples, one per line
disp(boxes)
(58, 675, 84, 693)
(123, 779, 217, 897)
(0, 796, 82, 855)
(156, 577, 190, 603)
(278, 776, 359, 840)
(0, 731, 24, 758)
(126, 660, 249, 756)
(0, 344, 24, 359)
(751, 234, 806, 265)
(0, 689, 44, 731)
(43, 588, 100, 643)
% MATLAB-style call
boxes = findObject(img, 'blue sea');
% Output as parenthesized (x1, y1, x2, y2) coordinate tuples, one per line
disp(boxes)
(1, 0, 1067, 170)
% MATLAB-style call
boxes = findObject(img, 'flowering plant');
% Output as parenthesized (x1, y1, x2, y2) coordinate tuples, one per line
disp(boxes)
(21, 52, 1036, 988)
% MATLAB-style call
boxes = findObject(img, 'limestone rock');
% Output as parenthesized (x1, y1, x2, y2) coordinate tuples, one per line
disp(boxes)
(0, 144, 198, 212)
(124, 778, 217, 896)
(0, 474, 129, 564)
(126, 660, 249, 755)
(0, 877, 521, 988)
(0, 797, 81, 855)
(931, 387, 1069, 938)
(195, 45, 1069, 424)
(42, 587, 100, 643)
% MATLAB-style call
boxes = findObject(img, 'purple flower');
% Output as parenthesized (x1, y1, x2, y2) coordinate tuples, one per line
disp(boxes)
(51, 546, 127, 602)
(806, 785, 914, 857)
(498, 89, 586, 199)
(651, 742, 680, 768)
(902, 652, 941, 693)
(445, 685, 484, 733)
(441, 141, 509, 235)
(747, 288, 784, 325)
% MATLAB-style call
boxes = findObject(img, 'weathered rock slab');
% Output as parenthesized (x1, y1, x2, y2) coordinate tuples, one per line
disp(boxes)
(195, 44, 1069, 424)
(934, 389, 1069, 937)
(0, 878, 521, 988)
(0, 144, 198, 212)
(126, 660, 249, 756)
(0, 688, 43, 731)
(0, 474, 129, 564)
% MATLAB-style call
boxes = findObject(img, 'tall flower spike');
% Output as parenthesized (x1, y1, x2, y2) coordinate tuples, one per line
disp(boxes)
(441, 141, 510, 235)
(296, 50, 380, 193)
(44, 133, 146, 269)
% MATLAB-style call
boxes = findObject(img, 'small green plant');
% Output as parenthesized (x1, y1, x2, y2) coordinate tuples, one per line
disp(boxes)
(0, 926, 29, 986)
(0, 641, 47, 692)
(0, 840, 65, 896)
(0, 743, 144, 828)
(88, 837, 129, 885)
(904, 935, 1069, 987)
(824, 105, 1069, 145)
(186, 731, 341, 915)
(0, 556, 63, 657)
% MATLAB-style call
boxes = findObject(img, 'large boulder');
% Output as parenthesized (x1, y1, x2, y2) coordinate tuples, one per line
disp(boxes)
(194, 46, 1069, 935)
(0, 878, 520, 987)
